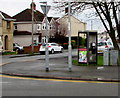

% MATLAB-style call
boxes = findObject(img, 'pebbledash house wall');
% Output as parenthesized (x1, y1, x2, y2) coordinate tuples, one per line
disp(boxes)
(14, 35, 39, 46)
(70, 16, 86, 37)
(57, 15, 87, 37)
(14, 22, 41, 46)
(14, 22, 41, 33)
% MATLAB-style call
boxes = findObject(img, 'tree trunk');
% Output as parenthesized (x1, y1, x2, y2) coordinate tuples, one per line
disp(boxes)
(116, 24, 120, 41)
(109, 29, 119, 50)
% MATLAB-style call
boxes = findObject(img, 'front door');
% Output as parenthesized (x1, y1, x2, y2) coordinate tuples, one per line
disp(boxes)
(5, 35, 8, 50)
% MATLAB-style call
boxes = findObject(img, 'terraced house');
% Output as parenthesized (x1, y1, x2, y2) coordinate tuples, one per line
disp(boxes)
(0, 11, 15, 52)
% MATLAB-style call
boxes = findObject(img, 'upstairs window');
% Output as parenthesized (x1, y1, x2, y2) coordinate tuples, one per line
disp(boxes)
(37, 24, 41, 30)
(38, 25, 40, 30)
(50, 25, 52, 30)
(42, 26, 45, 30)
(15, 24, 17, 30)
(7, 21, 11, 29)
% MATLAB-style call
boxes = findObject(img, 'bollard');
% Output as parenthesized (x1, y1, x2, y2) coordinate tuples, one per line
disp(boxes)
(110, 50, 119, 65)
(103, 50, 109, 65)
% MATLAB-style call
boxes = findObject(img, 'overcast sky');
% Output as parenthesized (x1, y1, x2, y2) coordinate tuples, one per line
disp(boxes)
(0, 0, 105, 32)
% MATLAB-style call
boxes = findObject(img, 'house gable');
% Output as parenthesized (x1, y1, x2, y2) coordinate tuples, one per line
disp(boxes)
(13, 9, 44, 22)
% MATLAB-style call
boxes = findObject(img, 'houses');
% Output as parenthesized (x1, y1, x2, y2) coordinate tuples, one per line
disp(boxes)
(12, 2, 86, 46)
(56, 15, 86, 43)
(57, 15, 86, 37)
(0, 2, 87, 52)
(0, 11, 15, 52)
(13, 2, 44, 46)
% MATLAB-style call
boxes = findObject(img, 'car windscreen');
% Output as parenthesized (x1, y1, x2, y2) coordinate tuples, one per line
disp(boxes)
(15, 43, 20, 46)
(98, 42, 107, 46)
(107, 42, 112, 45)
(42, 44, 49, 46)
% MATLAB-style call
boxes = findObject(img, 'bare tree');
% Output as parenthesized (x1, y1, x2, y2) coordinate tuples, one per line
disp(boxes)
(54, 1, 120, 50)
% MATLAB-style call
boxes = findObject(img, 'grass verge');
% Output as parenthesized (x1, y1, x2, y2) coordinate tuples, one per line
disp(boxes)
(2, 51, 17, 55)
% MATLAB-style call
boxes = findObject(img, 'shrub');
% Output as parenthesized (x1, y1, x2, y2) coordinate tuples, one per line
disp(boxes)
(62, 43, 68, 49)
(71, 40, 76, 48)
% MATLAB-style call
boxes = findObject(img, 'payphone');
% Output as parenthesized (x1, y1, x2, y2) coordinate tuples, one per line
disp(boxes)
(78, 31, 97, 64)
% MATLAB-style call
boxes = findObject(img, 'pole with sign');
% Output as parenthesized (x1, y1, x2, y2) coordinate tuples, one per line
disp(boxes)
(40, 2, 50, 72)
(32, 0, 34, 54)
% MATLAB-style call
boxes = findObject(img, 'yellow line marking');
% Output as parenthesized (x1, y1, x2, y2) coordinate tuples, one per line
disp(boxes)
(0, 75, 119, 84)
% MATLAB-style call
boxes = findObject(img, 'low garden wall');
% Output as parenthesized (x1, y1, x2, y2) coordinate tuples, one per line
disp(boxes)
(23, 44, 41, 54)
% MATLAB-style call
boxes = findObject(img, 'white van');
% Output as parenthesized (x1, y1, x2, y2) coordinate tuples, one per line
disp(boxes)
(97, 41, 114, 53)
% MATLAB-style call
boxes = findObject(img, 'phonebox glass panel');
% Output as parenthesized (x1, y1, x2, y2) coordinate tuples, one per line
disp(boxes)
(78, 31, 97, 64)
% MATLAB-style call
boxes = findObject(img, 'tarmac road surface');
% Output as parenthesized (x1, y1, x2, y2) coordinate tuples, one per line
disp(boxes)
(1, 75, 119, 96)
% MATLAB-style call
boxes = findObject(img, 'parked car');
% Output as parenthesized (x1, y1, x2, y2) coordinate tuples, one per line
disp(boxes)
(39, 43, 64, 54)
(97, 41, 114, 53)
(13, 43, 24, 53)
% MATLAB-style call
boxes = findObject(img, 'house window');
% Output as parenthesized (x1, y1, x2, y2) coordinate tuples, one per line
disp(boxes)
(42, 26, 45, 30)
(42, 25, 46, 30)
(50, 25, 52, 30)
(7, 21, 11, 29)
(38, 26, 40, 30)
(37, 24, 41, 30)
(15, 24, 17, 30)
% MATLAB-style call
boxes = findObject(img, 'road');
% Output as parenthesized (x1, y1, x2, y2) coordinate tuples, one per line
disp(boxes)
(1, 75, 119, 96)
(0, 49, 119, 97)
(1, 49, 77, 64)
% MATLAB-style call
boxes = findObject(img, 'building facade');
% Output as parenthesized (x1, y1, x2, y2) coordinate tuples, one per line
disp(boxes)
(57, 15, 87, 37)
(0, 11, 14, 52)
(13, 2, 44, 46)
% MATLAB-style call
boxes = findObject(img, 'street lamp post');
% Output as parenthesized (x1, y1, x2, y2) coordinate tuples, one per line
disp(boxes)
(40, 2, 50, 72)
(32, 0, 34, 54)
(68, 2, 72, 72)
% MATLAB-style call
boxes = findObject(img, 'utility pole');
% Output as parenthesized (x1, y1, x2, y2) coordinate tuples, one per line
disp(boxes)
(32, 0, 34, 54)
(68, 2, 72, 72)
(45, 2, 49, 72)
(40, 2, 50, 72)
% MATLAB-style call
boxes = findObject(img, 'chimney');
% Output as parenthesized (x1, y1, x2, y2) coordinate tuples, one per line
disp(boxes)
(30, 2, 36, 10)
(65, 7, 72, 14)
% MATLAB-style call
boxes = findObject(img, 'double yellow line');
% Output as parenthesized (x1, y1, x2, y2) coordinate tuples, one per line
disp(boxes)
(0, 75, 119, 84)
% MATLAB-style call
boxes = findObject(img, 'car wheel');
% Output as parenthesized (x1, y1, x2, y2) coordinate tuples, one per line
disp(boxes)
(51, 49, 54, 54)
(60, 48, 64, 53)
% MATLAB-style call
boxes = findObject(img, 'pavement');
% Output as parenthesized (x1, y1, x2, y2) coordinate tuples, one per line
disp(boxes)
(1, 53, 120, 82)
